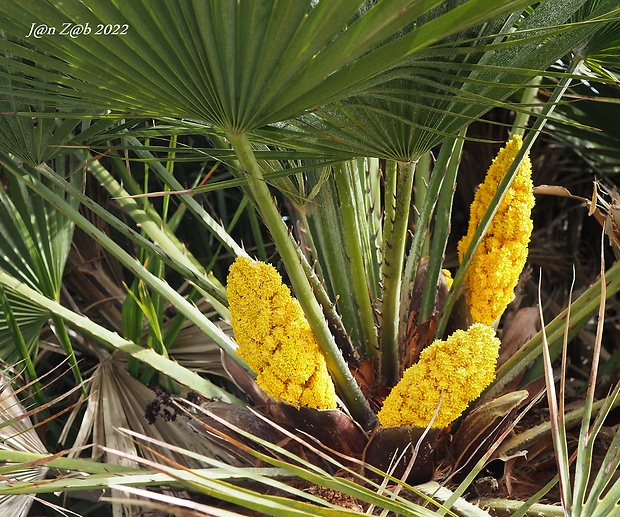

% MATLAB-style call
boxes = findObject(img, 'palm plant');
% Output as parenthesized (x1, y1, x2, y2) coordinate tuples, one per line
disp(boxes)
(0, 1, 619, 515)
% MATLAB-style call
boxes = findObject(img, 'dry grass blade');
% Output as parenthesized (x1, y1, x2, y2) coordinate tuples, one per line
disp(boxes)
(102, 433, 369, 517)
(535, 229, 620, 516)
(534, 182, 620, 255)
(108, 483, 248, 516)
(538, 267, 572, 514)
(569, 233, 620, 517)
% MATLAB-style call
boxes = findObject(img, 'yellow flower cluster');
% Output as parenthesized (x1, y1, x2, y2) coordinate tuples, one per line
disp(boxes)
(377, 323, 500, 428)
(227, 257, 337, 410)
(457, 135, 535, 325)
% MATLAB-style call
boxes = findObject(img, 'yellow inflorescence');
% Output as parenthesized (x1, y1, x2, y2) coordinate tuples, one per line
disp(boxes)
(442, 269, 453, 290)
(457, 135, 535, 326)
(227, 257, 337, 410)
(377, 323, 500, 428)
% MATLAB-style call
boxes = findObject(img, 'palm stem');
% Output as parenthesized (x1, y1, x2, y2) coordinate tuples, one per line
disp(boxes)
(380, 160, 416, 385)
(352, 159, 381, 304)
(418, 133, 464, 324)
(295, 245, 357, 365)
(367, 157, 383, 258)
(333, 161, 380, 367)
(399, 136, 461, 345)
(511, 76, 543, 137)
(414, 153, 431, 257)
(50, 313, 86, 396)
(226, 132, 377, 430)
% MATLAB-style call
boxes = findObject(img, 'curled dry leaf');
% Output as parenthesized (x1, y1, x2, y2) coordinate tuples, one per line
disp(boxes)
(535, 182, 620, 255)
(449, 390, 529, 481)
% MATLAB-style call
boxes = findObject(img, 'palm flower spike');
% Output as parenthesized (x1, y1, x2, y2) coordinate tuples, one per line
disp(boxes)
(457, 134, 535, 326)
(206, 135, 535, 481)
(378, 323, 501, 429)
(227, 256, 337, 410)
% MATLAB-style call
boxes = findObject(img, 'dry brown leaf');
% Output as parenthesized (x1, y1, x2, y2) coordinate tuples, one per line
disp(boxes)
(499, 307, 541, 368)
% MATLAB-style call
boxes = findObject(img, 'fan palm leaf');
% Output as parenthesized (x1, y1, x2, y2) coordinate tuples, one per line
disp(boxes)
(0, 160, 78, 364)
(281, 1, 620, 162)
(0, 0, 534, 134)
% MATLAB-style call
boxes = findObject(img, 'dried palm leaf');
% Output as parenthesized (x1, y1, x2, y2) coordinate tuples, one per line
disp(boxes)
(0, 371, 48, 517)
